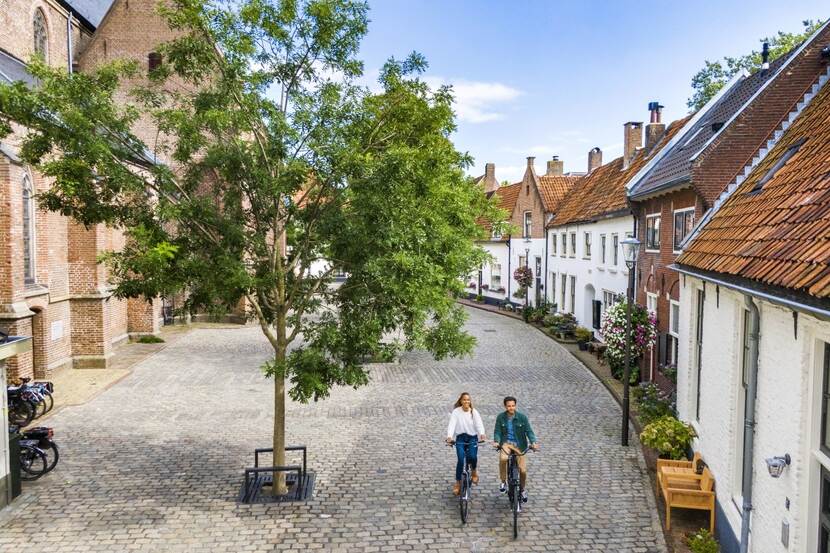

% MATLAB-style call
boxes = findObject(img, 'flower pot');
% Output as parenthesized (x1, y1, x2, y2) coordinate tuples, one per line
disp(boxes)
(578, 342, 588, 351)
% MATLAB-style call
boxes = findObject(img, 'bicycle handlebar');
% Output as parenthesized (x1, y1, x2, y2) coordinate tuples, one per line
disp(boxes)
(446, 439, 486, 446)
(494, 444, 538, 455)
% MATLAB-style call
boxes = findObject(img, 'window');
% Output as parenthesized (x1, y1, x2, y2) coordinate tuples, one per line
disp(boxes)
(561, 274, 567, 311)
(646, 292, 657, 316)
(569, 232, 576, 258)
(602, 290, 617, 313)
(736, 308, 752, 497)
(534, 257, 541, 278)
(550, 272, 556, 308)
(749, 138, 807, 194)
(148, 52, 163, 72)
(646, 215, 661, 250)
(821, 465, 830, 553)
(667, 300, 680, 365)
(822, 342, 830, 456)
(22, 176, 35, 284)
(33, 9, 48, 61)
(673, 208, 695, 251)
(492, 225, 502, 240)
(569, 276, 576, 314)
(551, 234, 556, 255)
(523, 212, 532, 238)
(490, 263, 501, 290)
(583, 232, 592, 259)
(600, 234, 606, 264)
(612, 234, 619, 265)
(560, 233, 566, 257)
(694, 290, 704, 420)
(518, 256, 526, 270)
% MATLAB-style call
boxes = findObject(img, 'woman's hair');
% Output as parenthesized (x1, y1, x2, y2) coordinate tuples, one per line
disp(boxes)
(454, 392, 475, 416)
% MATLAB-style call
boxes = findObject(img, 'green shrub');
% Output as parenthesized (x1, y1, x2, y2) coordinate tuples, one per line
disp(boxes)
(475, 294, 483, 302)
(136, 335, 165, 344)
(606, 353, 639, 384)
(542, 314, 559, 327)
(686, 529, 719, 553)
(574, 326, 593, 343)
(640, 416, 697, 460)
(633, 383, 675, 425)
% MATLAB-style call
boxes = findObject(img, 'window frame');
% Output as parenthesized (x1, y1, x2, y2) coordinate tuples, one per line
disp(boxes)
(694, 289, 705, 421)
(560, 233, 566, 257)
(22, 175, 36, 285)
(551, 233, 557, 255)
(490, 263, 501, 290)
(523, 211, 532, 238)
(569, 232, 576, 258)
(612, 234, 619, 266)
(569, 275, 576, 314)
(583, 232, 591, 260)
(560, 274, 567, 310)
(822, 342, 830, 457)
(33, 8, 48, 62)
(673, 207, 696, 253)
(645, 213, 661, 251)
(600, 234, 606, 264)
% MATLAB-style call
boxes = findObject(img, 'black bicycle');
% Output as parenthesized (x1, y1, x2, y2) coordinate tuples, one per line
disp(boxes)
(496, 444, 534, 539)
(447, 439, 484, 523)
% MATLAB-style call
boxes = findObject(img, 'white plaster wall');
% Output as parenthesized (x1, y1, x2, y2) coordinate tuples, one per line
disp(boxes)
(546, 215, 633, 332)
(677, 275, 830, 552)
(508, 237, 546, 307)
(466, 241, 511, 301)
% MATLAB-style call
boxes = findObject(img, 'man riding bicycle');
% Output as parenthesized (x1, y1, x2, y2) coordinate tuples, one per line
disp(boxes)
(492, 396, 539, 504)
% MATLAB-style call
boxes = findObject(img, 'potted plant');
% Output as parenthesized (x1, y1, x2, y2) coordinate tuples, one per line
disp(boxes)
(600, 300, 656, 383)
(686, 529, 719, 553)
(575, 327, 593, 350)
(475, 293, 484, 303)
(640, 415, 697, 459)
(481, 284, 489, 291)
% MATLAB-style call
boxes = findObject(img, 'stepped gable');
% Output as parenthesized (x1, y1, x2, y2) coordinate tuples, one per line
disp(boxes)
(677, 80, 830, 298)
(550, 117, 689, 227)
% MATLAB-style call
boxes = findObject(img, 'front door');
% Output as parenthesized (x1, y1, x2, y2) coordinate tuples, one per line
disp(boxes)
(535, 257, 542, 306)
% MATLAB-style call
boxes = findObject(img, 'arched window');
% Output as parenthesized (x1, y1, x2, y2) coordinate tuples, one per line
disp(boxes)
(22, 176, 36, 284)
(33, 9, 48, 61)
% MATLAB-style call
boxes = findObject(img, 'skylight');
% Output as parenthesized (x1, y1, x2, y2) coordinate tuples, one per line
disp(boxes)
(748, 138, 807, 194)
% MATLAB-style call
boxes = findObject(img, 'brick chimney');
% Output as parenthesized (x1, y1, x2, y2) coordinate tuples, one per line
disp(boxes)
(645, 101, 666, 152)
(623, 122, 643, 169)
(482, 162, 499, 194)
(588, 147, 602, 173)
(546, 156, 564, 176)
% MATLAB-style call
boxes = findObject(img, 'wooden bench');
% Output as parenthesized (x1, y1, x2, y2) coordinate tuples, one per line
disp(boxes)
(659, 464, 716, 532)
(657, 452, 701, 490)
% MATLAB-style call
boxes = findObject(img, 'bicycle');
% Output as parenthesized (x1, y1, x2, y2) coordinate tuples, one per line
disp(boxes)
(496, 444, 535, 539)
(447, 438, 484, 524)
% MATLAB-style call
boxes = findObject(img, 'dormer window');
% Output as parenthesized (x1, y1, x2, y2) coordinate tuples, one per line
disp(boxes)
(749, 138, 807, 194)
(33, 9, 48, 61)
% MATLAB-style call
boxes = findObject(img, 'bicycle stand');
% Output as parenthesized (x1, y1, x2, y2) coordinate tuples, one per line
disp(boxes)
(238, 445, 315, 504)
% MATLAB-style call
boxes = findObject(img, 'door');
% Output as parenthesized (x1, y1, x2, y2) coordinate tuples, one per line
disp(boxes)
(535, 257, 542, 306)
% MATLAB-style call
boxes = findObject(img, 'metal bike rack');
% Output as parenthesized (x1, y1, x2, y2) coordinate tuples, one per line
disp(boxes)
(239, 445, 313, 504)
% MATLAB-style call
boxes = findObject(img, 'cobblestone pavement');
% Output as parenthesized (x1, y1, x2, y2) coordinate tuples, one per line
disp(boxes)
(1, 307, 666, 552)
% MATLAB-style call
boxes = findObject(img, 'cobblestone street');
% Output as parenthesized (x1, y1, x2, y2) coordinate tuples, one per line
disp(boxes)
(1, 307, 666, 552)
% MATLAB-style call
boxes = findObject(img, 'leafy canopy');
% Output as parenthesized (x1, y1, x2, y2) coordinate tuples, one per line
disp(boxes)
(0, 0, 503, 402)
(687, 19, 824, 111)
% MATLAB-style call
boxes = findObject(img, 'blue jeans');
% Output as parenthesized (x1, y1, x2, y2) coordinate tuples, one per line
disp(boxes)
(454, 434, 478, 481)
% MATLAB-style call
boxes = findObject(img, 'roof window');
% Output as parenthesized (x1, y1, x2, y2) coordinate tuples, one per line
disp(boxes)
(748, 138, 807, 194)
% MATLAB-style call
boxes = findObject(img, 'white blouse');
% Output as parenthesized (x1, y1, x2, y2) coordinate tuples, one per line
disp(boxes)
(446, 406, 485, 439)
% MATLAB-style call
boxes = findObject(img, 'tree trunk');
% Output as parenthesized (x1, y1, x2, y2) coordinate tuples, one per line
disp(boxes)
(272, 348, 287, 495)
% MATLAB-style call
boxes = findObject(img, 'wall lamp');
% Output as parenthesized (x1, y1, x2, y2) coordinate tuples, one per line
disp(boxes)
(765, 454, 791, 478)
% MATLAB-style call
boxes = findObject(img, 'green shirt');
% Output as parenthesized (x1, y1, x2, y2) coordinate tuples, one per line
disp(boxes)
(493, 411, 537, 451)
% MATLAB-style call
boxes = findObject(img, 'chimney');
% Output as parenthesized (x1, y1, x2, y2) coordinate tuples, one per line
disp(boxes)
(623, 122, 643, 169)
(546, 156, 564, 176)
(526, 156, 536, 171)
(482, 162, 499, 194)
(645, 101, 666, 151)
(588, 147, 602, 173)
(761, 42, 770, 74)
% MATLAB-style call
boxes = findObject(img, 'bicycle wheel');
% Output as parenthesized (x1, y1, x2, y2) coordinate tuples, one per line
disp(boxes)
(41, 442, 59, 473)
(512, 481, 519, 539)
(19, 445, 48, 481)
(9, 398, 34, 426)
(38, 388, 54, 413)
(459, 474, 469, 524)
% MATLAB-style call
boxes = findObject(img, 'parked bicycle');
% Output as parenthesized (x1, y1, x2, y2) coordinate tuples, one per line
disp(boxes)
(7, 377, 54, 426)
(10, 424, 58, 480)
(496, 444, 535, 539)
(447, 439, 485, 523)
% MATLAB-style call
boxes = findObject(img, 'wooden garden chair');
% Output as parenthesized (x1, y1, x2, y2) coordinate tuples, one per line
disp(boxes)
(660, 466, 716, 533)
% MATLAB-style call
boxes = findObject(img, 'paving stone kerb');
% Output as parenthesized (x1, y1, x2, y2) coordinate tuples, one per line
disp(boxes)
(0, 307, 666, 552)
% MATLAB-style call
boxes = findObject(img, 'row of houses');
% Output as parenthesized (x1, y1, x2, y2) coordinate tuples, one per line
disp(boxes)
(470, 21, 830, 553)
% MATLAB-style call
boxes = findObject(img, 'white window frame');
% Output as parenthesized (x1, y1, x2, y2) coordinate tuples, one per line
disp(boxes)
(523, 211, 532, 238)
(551, 233, 557, 256)
(569, 232, 576, 258)
(669, 300, 680, 337)
(560, 233, 566, 257)
(22, 175, 36, 285)
(602, 290, 617, 314)
(569, 275, 576, 314)
(600, 234, 606, 264)
(490, 263, 501, 290)
(673, 207, 696, 253)
(612, 234, 619, 266)
(646, 213, 661, 252)
(646, 292, 657, 316)
(560, 274, 567, 311)
(583, 232, 591, 260)
(549, 271, 556, 308)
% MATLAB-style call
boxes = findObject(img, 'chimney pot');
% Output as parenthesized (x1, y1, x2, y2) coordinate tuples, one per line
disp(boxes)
(645, 102, 666, 152)
(526, 156, 535, 169)
(546, 156, 564, 176)
(588, 147, 602, 173)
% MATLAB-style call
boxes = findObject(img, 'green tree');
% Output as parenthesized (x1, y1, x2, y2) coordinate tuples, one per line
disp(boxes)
(0, 0, 501, 494)
(687, 19, 824, 111)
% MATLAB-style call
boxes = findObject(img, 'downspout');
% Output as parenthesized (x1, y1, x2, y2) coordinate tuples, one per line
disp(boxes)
(739, 295, 760, 553)
(507, 239, 512, 305)
(544, 227, 549, 305)
(66, 10, 73, 74)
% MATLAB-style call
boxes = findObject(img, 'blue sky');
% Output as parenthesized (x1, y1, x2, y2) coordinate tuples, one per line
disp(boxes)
(357, 1, 827, 183)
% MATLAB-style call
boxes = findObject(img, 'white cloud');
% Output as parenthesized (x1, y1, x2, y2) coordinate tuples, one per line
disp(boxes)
(425, 77, 522, 123)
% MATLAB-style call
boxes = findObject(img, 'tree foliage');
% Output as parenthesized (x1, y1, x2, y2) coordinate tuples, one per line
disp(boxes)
(0, 0, 501, 481)
(687, 19, 824, 111)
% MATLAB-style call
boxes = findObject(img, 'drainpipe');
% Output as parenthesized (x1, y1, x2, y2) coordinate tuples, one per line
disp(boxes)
(544, 228, 549, 305)
(739, 295, 760, 553)
(66, 10, 73, 74)
(507, 239, 512, 305)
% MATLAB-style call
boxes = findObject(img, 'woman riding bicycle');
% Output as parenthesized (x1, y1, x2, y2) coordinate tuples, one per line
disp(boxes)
(446, 392, 486, 496)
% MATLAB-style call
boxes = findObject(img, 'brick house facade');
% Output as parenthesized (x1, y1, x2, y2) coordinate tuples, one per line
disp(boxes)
(0, 0, 171, 380)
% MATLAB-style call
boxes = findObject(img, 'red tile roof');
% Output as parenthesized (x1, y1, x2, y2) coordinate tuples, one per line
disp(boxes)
(549, 118, 690, 227)
(538, 175, 579, 213)
(478, 182, 521, 236)
(677, 78, 830, 299)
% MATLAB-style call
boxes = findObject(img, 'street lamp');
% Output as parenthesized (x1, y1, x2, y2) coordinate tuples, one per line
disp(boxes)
(524, 247, 530, 314)
(620, 236, 641, 446)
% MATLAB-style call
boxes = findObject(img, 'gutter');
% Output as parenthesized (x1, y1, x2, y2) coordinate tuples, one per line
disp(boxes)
(739, 296, 760, 553)
(625, 70, 749, 196)
(544, 228, 549, 305)
(672, 264, 830, 321)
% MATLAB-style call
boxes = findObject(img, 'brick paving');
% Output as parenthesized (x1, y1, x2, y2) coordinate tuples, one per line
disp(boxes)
(1, 307, 666, 552)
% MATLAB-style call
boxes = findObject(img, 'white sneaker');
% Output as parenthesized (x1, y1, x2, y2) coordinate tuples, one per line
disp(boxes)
(521, 489, 528, 503)
(499, 481, 507, 494)
(516, 501, 522, 513)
